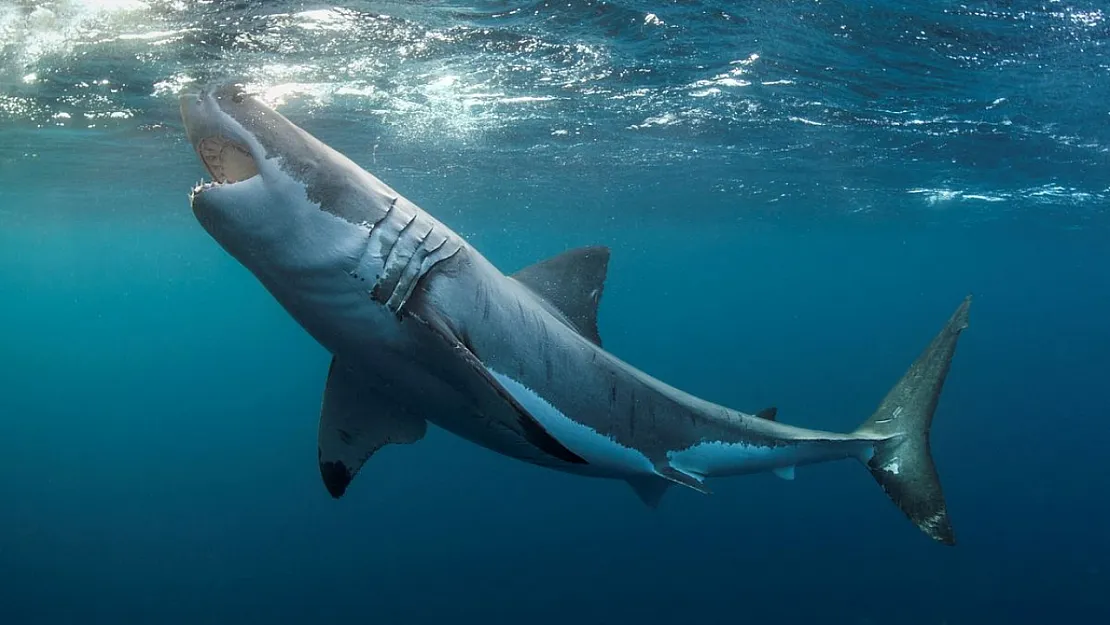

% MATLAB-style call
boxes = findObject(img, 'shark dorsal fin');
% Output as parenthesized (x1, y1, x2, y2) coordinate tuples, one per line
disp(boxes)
(756, 406, 778, 421)
(511, 245, 610, 346)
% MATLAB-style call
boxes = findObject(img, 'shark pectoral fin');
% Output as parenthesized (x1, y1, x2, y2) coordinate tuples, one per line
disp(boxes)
(511, 245, 609, 346)
(656, 465, 712, 495)
(755, 406, 778, 421)
(772, 465, 796, 480)
(318, 357, 427, 499)
(626, 476, 671, 508)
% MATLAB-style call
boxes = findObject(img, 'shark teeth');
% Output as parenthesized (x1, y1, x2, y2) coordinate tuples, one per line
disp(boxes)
(192, 179, 222, 193)
(189, 179, 224, 202)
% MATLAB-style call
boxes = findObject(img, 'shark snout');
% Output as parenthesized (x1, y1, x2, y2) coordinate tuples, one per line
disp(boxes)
(179, 90, 212, 148)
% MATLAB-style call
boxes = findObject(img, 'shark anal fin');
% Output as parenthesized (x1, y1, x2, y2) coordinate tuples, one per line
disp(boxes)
(772, 465, 796, 480)
(656, 465, 712, 495)
(511, 245, 609, 346)
(627, 476, 671, 508)
(318, 357, 427, 498)
(756, 406, 778, 421)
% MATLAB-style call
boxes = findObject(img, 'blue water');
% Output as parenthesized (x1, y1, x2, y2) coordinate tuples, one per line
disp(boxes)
(2, 1, 1109, 623)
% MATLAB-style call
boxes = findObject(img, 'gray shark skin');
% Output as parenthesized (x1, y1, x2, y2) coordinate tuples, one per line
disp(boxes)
(180, 84, 971, 546)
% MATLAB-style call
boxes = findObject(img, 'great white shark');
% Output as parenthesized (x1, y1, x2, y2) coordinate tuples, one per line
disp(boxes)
(180, 84, 971, 545)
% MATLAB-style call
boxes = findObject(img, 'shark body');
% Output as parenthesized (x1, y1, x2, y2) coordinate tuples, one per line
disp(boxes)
(181, 84, 971, 545)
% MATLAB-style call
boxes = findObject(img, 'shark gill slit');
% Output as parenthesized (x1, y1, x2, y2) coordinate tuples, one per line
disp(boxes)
(396, 243, 461, 314)
(381, 212, 418, 269)
(376, 218, 427, 305)
(371, 212, 418, 304)
(384, 224, 436, 313)
(367, 196, 398, 235)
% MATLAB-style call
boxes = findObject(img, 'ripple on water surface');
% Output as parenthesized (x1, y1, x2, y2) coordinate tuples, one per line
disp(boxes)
(1, 1, 1107, 219)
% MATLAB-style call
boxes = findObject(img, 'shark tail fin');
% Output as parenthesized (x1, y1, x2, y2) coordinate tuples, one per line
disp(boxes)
(854, 296, 972, 546)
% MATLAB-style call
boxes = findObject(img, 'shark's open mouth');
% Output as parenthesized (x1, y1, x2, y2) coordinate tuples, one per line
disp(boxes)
(191, 136, 259, 195)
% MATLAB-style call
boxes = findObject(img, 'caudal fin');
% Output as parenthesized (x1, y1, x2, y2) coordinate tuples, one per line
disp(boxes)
(855, 296, 972, 546)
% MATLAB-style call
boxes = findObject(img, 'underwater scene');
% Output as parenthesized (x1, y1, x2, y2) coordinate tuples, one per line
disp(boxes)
(1, 1, 1108, 624)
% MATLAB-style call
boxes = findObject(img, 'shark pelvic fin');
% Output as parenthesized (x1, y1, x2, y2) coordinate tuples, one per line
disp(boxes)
(318, 357, 427, 499)
(855, 296, 972, 546)
(626, 476, 671, 508)
(511, 245, 609, 346)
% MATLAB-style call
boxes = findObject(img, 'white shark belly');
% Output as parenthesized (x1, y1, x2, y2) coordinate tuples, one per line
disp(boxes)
(667, 437, 874, 480)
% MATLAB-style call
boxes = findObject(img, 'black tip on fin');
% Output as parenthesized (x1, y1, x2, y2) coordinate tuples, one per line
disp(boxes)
(320, 460, 353, 499)
(755, 406, 778, 421)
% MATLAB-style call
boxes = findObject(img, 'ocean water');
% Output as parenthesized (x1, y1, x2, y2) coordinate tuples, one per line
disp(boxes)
(1, 1, 1108, 623)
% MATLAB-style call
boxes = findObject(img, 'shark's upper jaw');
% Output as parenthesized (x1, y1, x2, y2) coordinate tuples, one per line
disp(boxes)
(180, 90, 262, 200)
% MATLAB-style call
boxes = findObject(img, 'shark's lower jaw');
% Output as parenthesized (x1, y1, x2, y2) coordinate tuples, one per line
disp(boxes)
(190, 179, 222, 199)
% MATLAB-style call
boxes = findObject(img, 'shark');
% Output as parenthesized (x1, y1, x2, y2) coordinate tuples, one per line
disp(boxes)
(180, 83, 971, 545)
